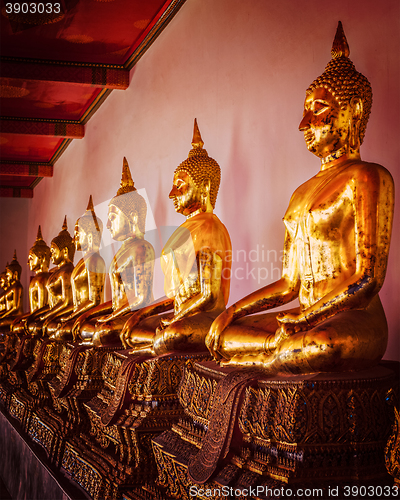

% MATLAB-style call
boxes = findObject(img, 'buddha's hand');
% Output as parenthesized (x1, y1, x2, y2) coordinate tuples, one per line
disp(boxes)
(276, 312, 308, 337)
(206, 308, 234, 361)
(120, 311, 143, 348)
(71, 312, 89, 339)
(158, 313, 176, 329)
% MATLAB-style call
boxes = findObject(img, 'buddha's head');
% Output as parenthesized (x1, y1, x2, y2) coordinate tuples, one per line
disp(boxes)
(5, 251, 22, 283)
(74, 195, 103, 252)
(50, 217, 75, 265)
(170, 119, 221, 216)
(28, 225, 50, 273)
(107, 157, 147, 241)
(0, 270, 9, 290)
(299, 22, 372, 161)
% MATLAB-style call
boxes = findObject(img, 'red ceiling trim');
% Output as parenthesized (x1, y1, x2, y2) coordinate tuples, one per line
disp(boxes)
(1, 60, 129, 89)
(0, 163, 53, 177)
(1, 119, 84, 138)
(0, 187, 33, 198)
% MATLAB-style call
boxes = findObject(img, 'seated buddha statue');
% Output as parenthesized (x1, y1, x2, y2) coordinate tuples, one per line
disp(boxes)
(206, 22, 394, 375)
(25, 218, 75, 337)
(11, 226, 51, 336)
(47, 196, 106, 341)
(0, 271, 9, 314)
(73, 158, 155, 346)
(120, 120, 232, 356)
(0, 251, 24, 329)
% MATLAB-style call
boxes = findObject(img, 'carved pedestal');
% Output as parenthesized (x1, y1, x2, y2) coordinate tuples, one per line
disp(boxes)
(385, 380, 400, 486)
(61, 350, 209, 500)
(151, 360, 399, 499)
(24, 343, 116, 466)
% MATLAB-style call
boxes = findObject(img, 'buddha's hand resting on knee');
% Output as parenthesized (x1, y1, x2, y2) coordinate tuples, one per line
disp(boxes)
(120, 311, 143, 348)
(276, 312, 309, 337)
(206, 308, 235, 361)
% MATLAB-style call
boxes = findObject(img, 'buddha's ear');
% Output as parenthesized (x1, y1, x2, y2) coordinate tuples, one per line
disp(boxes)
(202, 178, 211, 196)
(350, 97, 363, 122)
(87, 233, 93, 248)
(131, 213, 138, 228)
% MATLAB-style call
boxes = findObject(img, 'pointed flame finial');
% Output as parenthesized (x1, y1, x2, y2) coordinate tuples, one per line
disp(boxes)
(191, 118, 204, 149)
(13, 250, 17, 260)
(37, 225, 43, 241)
(116, 157, 136, 196)
(331, 21, 350, 59)
(62, 216, 68, 231)
(84, 194, 100, 233)
(86, 194, 94, 212)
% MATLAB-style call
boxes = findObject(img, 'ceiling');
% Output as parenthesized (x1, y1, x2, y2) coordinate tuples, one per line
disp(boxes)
(0, 0, 186, 198)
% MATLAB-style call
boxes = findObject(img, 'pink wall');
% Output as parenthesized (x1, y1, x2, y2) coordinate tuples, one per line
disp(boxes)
(1, 0, 399, 360)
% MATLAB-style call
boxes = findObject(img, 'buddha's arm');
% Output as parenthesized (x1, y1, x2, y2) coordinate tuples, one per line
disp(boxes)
(71, 299, 113, 337)
(63, 255, 106, 322)
(37, 284, 48, 310)
(11, 311, 30, 328)
(97, 253, 153, 322)
(161, 248, 223, 327)
(26, 304, 50, 323)
(120, 297, 174, 348)
(1, 286, 23, 317)
(278, 165, 395, 331)
(206, 229, 300, 359)
(40, 276, 72, 321)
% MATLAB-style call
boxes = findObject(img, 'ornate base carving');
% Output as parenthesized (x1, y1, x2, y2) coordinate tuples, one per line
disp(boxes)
(386, 381, 400, 485)
(152, 360, 399, 498)
(60, 350, 210, 499)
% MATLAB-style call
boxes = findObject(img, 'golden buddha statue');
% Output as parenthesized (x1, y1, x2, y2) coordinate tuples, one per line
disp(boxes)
(0, 270, 9, 313)
(26, 218, 75, 336)
(0, 251, 24, 328)
(47, 196, 106, 341)
(120, 120, 232, 355)
(11, 226, 51, 336)
(74, 158, 155, 346)
(206, 22, 394, 375)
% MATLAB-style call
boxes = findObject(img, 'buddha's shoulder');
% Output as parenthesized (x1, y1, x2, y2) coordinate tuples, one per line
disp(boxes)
(185, 213, 228, 231)
(343, 161, 393, 184)
(84, 252, 106, 267)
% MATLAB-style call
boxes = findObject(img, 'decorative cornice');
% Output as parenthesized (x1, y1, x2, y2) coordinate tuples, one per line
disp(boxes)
(0, 162, 53, 177)
(0, 187, 33, 198)
(1, 119, 84, 138)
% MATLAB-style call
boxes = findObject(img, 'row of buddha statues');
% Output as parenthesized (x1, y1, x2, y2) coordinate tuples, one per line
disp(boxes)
(1, 22, 394, 375)
(0, 22, 398, 498)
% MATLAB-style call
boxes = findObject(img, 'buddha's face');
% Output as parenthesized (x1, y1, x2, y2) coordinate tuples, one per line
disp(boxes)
(28, 251, 40, 272)
(5, 269, 13, 283)
(50, 243, 64, 265)
(74, 224, 87, 252)
(107, 204, 132, 241)
(299, 87, 352, 159)
(169, 171, 202, 216)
